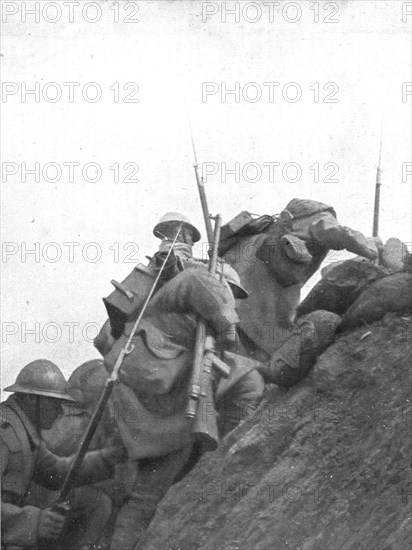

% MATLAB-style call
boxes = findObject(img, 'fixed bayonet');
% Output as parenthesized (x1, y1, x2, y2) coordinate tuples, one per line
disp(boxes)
(372, 120, 383, 237)
(188, 119, 214, 243)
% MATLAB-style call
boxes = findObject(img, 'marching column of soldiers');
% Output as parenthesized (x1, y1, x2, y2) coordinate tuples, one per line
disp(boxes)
(1, 202, 386, 550)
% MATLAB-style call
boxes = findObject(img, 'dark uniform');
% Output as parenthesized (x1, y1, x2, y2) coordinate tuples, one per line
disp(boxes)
(1, 361, 126, 550)
(42, 360, 133, 512)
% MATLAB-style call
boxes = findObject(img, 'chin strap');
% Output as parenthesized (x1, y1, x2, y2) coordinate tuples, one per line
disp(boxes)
(35, 395, 41, 430)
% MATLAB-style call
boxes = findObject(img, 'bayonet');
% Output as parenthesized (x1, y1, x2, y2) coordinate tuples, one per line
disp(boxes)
(188, 119, 214, 243)
(372, 119, 383, 237)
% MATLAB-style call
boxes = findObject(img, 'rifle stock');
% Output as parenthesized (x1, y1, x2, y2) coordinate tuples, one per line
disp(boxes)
(186, 321, 207, 419)
(192, 345, 219, 451)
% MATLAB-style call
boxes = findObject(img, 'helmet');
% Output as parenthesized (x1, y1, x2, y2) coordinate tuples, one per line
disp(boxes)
(67, 359, 107, 406)
(3, 359, 76, 401)
(153, 212, 201, 243)
(218, 263, 249, 299)
(280, 198, 336, 223)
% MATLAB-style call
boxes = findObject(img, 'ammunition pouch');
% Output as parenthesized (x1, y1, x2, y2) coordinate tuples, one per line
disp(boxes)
(256, 220, 328, 287)
(257, 234, 316, 287)
(103, 264, 158, 339)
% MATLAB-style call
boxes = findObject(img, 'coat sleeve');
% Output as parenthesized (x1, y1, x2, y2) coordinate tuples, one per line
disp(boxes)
(1, 501, 41, 548)
(33, 442, 114, 490)
(148, 268, 239, 332)
(1, 445, 41, 548)
(309, 215, 378, 260)
(94, 318, 115, 356)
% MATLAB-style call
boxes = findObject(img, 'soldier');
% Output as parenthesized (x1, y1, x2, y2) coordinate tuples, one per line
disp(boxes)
(151, 213, 265, 434)
(103, 239, 264, 550)
(94, 212, 201, 357)
(151, 211, 201, 264)
(220, 198, 380, 359)
(40, 359, 134, 548)
(1, 359, 128, 550)
(95, 212, 264, 436)
(42, 359, 114, 457)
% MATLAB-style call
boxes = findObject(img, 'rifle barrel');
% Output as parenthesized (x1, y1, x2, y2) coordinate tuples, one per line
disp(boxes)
(58, 378, 115, 501)
(193, 166, 214, 243)
(372, 168, 381, 237)
(207, 215, 221, 272)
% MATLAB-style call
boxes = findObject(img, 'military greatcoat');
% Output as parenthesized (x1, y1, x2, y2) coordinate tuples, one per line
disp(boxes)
(0, 394, 115, 549)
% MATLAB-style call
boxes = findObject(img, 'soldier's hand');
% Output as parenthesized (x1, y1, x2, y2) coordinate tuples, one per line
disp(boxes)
(37, 507, 66, 541)
(215, 322, 238, 348)
(153, 250, 180, 280)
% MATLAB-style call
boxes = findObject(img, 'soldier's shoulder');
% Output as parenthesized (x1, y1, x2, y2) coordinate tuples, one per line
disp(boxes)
(0, 405, 23, 452)
(183, 258, 208, 269)
(0, 400, 15, 426)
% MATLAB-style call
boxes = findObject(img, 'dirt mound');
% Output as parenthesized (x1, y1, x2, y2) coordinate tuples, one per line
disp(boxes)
(341, 272, 412, 330)
(140, 315, 412, 550)
(297, 260, 388, 317)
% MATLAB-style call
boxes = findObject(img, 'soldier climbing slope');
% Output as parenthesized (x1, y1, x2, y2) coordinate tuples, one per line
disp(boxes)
(1, 359, 128, 550)
(99, 214, 264, 550)
(95, 212, 265, 437)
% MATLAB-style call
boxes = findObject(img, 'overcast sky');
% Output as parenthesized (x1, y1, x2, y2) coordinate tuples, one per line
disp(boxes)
(1, 0, 411, 391)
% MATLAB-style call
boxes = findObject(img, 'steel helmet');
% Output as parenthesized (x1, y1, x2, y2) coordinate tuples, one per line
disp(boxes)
(67, 359, 107, 406)
(280, 198, 336, 223)
(218, 263, 249, 299)
(153, 212, 201, 243)
(3, 359, 76, 401)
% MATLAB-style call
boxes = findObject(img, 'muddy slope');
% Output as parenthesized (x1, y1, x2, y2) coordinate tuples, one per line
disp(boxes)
(141, 315, 412, 550)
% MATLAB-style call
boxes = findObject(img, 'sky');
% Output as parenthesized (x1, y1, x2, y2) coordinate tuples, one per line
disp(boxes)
(1, 0, 411, 392)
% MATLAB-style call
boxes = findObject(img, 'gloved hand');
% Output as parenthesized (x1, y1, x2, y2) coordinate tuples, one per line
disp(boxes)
(153, 249, 182, 281)
(214, 322, 239, 347)
(37, 506, 66, 542)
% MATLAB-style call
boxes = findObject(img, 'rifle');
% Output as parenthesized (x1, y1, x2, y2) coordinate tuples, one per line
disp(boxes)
(186, 126, 235, 450)
(55, 223, 184, 505)
(185, 214, 230, 452)
(372, 121, 383, 237)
